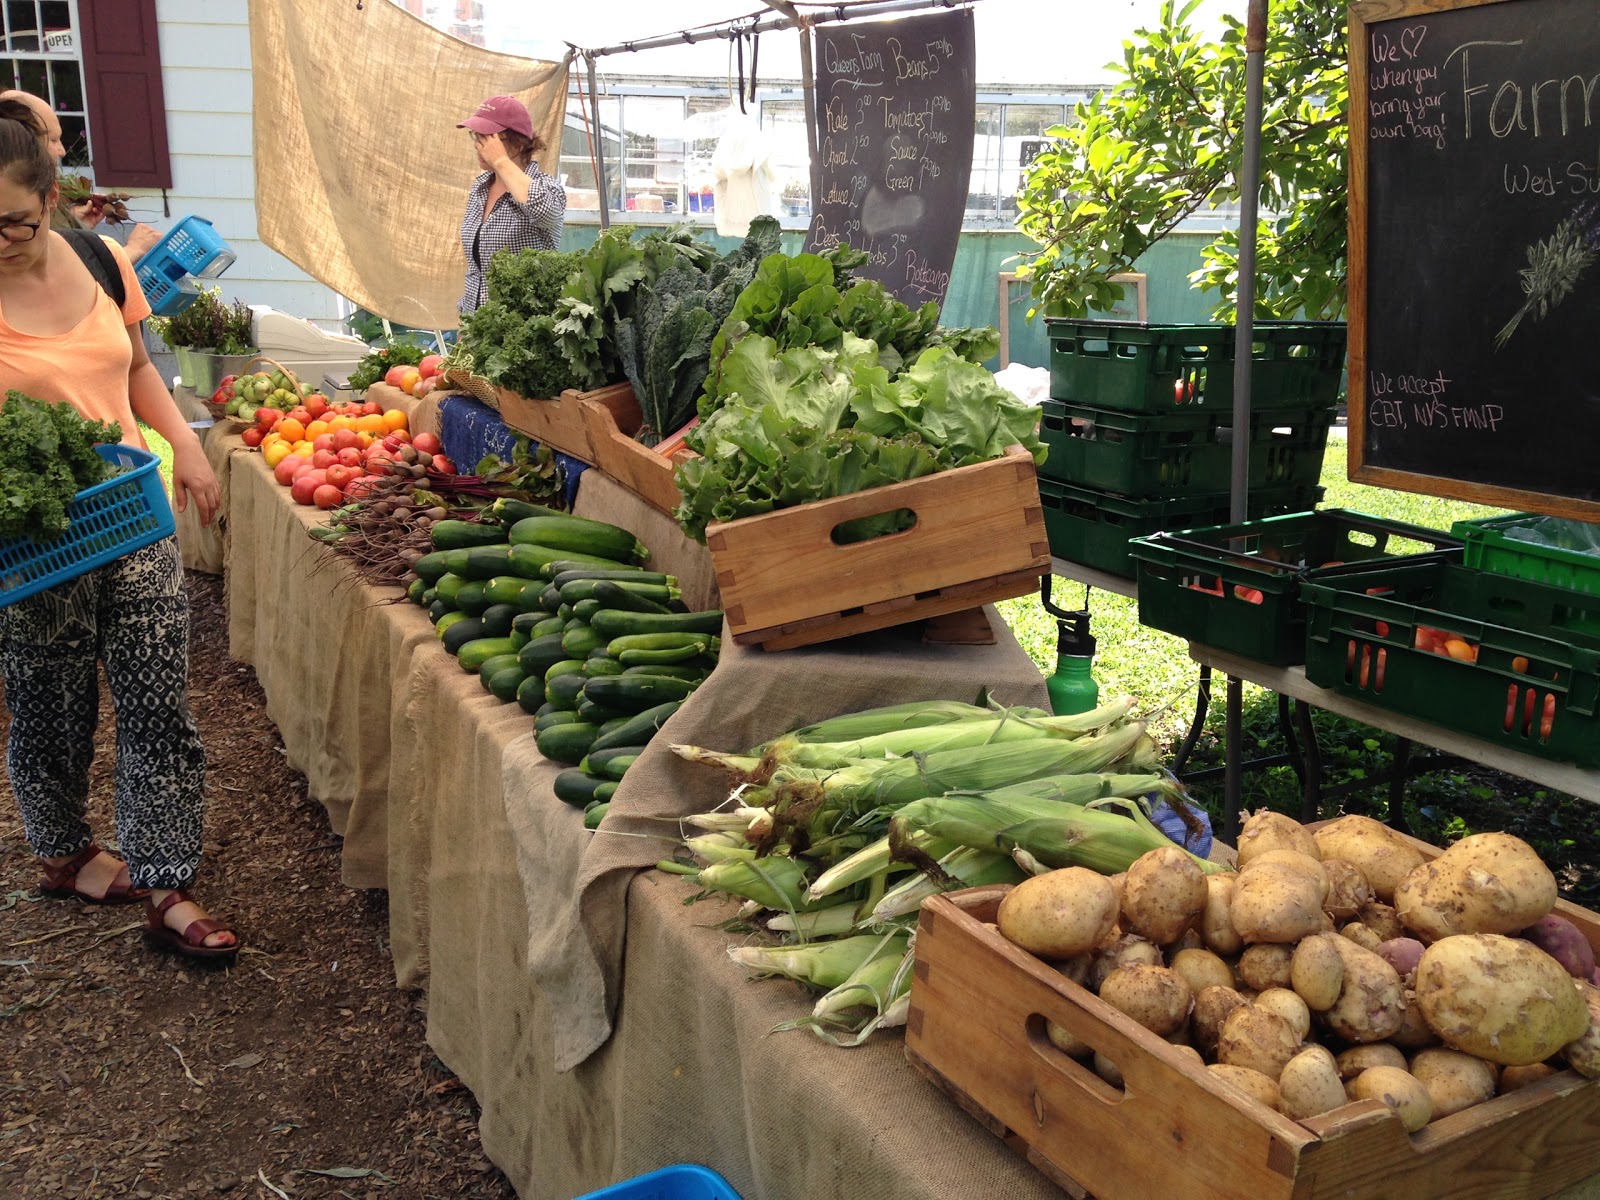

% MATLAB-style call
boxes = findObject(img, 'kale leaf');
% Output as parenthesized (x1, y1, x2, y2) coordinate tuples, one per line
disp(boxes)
(458, 248, 583, 401)
(0, 391, 122, 542)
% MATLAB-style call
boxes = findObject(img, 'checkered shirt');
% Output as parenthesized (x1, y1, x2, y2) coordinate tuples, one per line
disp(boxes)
(458, 166, 567, 315)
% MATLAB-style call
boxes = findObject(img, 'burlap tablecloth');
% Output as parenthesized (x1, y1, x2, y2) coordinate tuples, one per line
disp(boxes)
(175, 422, 249, 575)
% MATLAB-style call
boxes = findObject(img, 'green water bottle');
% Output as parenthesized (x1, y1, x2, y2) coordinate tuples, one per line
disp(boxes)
(1047, 609, 1099, 716)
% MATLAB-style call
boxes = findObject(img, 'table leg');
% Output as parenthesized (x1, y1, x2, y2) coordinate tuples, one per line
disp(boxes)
(1224, 676, 1244, 845)
(1171, 664, 1212, 776)
(1279, 692, 1305, 789)
(1294, 699, 1323, 823)
(1387, 737, 1413, 834)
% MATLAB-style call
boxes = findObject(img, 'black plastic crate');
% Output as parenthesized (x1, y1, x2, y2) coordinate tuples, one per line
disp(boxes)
(1128, 510, 1459, 666)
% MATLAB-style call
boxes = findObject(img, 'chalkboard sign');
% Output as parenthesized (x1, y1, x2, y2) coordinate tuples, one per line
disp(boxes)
(1349, 0, 1600, 521)
(803, 9, 976, 309)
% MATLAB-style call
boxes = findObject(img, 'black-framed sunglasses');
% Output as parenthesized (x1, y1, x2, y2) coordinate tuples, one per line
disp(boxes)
(0, 219, 42, 244)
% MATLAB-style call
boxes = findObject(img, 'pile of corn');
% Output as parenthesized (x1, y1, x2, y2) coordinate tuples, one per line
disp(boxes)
(658, 696, 1223, 1045)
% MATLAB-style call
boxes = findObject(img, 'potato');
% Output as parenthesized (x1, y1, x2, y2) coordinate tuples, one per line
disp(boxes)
(1255, 987, 1312, 1041)
(1192, 986, 1246, 1058)
(1208, 1063, 1283, 1111)
(1563, 980, 1600, 1079)
(1313, 815, 1426, 902)
(1290, 933, 1345, 1011)
(1241, 848, 1331, 900)
(1278, 1045, 1348, 1120)
(1239, 943, 1295, 991)
(1236, 809, 1321, 867)
(997, 867, 1120, 958)
(1201, 873, 1243, 956)
(1218, 1003, 1301, 1079)
(1340, 920, 1384, 953)
(1336, 1043, 1407, 1080)
(1359, 900, 1406, 943)
(1167, 928, 1206, 958)
(1500, 1063, 1559, 1092)
(1394, 832, 1557, 941)
(1323, 935, 1406, 1043)
(1232, 863, 1326, 944)
(1376, 937, 1427, 981)
(1056, 953, 1094, 989)
(1391, 992, 1440, 1051)
(1520, 913, 1597, 981)
(1089, 934, 1163, 991)
(1094, 1051, 1124, 1088)
(1171, 948, 1235, 997)
(1168, 1044, 1205, 1069)
(1122, 846, 1209, 945)
(1045, 1019, 1091, 1058)
(1409, 1048, 1497, 1118)
(1323, 858, 1373, 922)
(1415, 934, 1591, 1065)
(1347, 1066, 1433, 1132)
(1099, 965, 1192, 1037)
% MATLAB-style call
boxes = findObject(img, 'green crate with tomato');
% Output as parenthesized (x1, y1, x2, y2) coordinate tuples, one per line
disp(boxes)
(1300, 556, 1600, 768)
(1129, 509, 1459, 667)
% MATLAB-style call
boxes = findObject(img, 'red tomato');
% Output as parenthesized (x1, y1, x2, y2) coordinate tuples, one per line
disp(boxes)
(430, 454, 455, 475)
(312, 483, 343, 509)
(290, 472, 324, 505)
(1540, 693, 1557, 740)
(312, 433, 337, 454)
(325, 464, 358, 491)
(240, 427, 264, 448)
(1505, 684, 1519, 733)
(362, 401, 384, 417)
(383, 365, 408, 389)
(256, 407, 282, 430)
(310, 449, 338, 470)
(419, 353, 444, 379)
(412, 431, 442, 456)
(273, 456, 305, 487)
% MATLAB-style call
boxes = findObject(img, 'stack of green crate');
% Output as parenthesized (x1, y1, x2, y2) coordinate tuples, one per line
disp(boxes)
(1038, 319, 1346, 578)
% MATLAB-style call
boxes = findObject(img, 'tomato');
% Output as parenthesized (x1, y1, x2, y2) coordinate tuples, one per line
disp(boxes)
(412, 431, 442, 456)
(240, 427, 264, 448)
(273, 455, 305, 487)
(256, 406, 282, 430)
(312, 483, 344, 509)
(1374, 620, 1390, 638)
(325, 464, 358, 491)
(211, 374, 238, 404)
(1374, 648, 1387, 691)
(1358, 644, 1372, 689)
(336, 447, 364, 468)
(1233, 586, 1265, 605)
(383, 365, 408, 389)
(290, 471, 324, 506)
(1444, 638, 1477, 663)
(430, 454, 455, 475)
(419, 353, 444, 379)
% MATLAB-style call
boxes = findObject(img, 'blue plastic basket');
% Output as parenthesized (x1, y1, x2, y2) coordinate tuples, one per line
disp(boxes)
(0, 444, 175, 608)
(573, 1165, 743, 1200)
(136, 215, 237, 316)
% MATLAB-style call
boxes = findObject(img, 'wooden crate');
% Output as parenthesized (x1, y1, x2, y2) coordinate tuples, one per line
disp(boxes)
(495, 383, 640, 466)
(906, 878, 1600, 1200)
(578, 385, 687, 515)
(705, 446, 1051, 652)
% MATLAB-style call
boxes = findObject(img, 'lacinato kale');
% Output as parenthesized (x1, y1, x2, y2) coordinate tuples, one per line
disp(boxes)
(0, 391, 122, 542)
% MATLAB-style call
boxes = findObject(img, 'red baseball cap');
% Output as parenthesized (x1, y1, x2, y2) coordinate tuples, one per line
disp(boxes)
(457, 95, 533, 139)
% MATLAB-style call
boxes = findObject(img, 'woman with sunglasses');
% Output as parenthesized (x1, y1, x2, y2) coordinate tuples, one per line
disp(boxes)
(0, 99, 237, 960)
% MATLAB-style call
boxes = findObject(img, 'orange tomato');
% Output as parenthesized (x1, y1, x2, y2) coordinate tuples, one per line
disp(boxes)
(328, 415, 357, 434)
(355, 413, 388, 435)
(397, 368, 421, 394)
(357, 430, 376, 449)
(304, 419, 331, 442)
(277, 417, 306, 443)
(381, 409, 409, 432)
(292, 441, 315, 458)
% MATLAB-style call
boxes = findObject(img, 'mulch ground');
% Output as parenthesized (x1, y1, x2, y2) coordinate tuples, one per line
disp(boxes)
(0, 571, 518, 1200)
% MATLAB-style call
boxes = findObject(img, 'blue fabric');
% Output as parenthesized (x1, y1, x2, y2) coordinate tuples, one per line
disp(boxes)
(437, 394, 588, 505)
(1149, 794, 1214, 859)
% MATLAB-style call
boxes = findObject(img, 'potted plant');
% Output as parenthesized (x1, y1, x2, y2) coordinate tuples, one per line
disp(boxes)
(151, 287, 257, 396)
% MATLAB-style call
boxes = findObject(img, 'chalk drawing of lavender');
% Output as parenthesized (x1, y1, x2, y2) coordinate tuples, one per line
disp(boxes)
(1495, 200, 1598, 350)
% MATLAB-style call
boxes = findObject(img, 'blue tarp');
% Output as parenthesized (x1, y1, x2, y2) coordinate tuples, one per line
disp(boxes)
(438, 394, 587, 505)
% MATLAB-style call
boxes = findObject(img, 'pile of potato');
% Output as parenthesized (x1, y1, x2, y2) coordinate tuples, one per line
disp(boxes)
(994, 813, 1600, 1132)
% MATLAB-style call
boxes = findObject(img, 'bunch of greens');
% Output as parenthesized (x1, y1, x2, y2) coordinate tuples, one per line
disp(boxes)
(347, 338, 429, 392)
(458, 248, 583, 400)
(154, 287, 255, 353)
(0, 392, 122, 542)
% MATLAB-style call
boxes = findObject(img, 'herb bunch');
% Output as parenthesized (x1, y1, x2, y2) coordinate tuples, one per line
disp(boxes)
(155, 287, 255, 353)
(0, 392, 122, 542)
(347, 339, 429, 392)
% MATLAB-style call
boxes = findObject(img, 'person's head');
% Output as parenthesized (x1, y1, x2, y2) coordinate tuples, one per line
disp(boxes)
(0, 89, 65, 161)
(457, 95, 542, 170)
(0, 98, 58, 267)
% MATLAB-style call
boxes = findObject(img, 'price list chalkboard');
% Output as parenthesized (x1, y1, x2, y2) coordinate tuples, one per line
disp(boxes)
(1349, 0, 1600, 520)
(803, 8, 976, 309)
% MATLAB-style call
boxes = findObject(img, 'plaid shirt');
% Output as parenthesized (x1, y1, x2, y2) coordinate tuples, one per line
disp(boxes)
(458, 166, 567, 315)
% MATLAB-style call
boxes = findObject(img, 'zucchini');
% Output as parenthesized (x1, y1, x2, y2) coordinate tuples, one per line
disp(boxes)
(487, 665, 526, 702)
(413, 550, 453, 584)
(435, 609, 471, 635)
(477, 652, 522, 686)
(557, 604, 574, 622)
(588, 579, 676, 615)
(534, 701, 554, 719)
(591, 609, 723, 639)
(597, 716, 631, 737)
(580, 746, 645, 781)
(545, 672, 588, 711)
(430, 519, 507, 551)
(571, 598, 604, 624)
(618, 643, 717, 667)
(588, 701, 683, 754)
(508, 515, 647, 565)
(621, 662, 713, 682)
(483, 576, 531, 607)
(406, 578, 427, 605)
(605, 632, 718, 656)
(490, 498, 566, 526)
(442, 546, 516, 581)
(561, 625, 606, 658)
(577, 697, 632, 725)
(581, 673, 696, 713)
(421, 588, 437, 606)
(458, 636, 521, 673)
(558, 578, 678, 607)
(510, 629, 529, 650)
(433, 573, 468, 607)
(665, 599, 690, 614)
(552, 769, 616, 809)
(518, 633, 570, 679)
(428, 600, 452, 624)
(583, 801, 610, 829)
(582, 658, 626, 679)
(441, 618, 488, 655)
(506, 542, 578, 580)
(535, 709, 586, 733)
(539, 584, 563, 613)
(512, 612, 555, 638)
(478, 604, 518, 637)
(536, 721, 600, 764)
(544, 658, 588, 683)
(550, 567, 669, 590)
(454, 581, 490, 617)
(516, 581, 549, 613)
(516, 675, 548, 714)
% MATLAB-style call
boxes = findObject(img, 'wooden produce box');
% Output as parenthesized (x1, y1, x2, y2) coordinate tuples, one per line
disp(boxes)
(496, 383, 637, 466)
(905, 878, 1600, 1200)
(707, 446, 1051, 652)
(578, 383, 689, 516)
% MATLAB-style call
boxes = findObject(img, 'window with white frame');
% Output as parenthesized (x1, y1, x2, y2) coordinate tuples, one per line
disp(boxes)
(2, 0, 91, 169)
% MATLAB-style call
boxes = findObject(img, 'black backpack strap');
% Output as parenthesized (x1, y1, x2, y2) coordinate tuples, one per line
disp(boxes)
(60, 228, 128, 311)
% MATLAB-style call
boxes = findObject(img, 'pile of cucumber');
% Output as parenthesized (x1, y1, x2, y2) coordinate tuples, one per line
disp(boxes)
(405, 498, 723, 829)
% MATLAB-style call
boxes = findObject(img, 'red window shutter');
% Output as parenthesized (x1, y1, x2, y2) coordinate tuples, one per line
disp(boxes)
(77, 0, 173, 189)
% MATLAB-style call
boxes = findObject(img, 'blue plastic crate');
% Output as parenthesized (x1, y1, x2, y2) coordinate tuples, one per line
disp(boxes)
(0, 444, 176, 608)
(573, 1164, 742, 1200)
(136, 215, 237, 315)
(142, 273, 201, 318)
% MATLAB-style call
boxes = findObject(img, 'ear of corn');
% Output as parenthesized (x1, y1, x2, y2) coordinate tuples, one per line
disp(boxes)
(805, 831, 954, 902)
(756, 699, 1001, 749)
(684, 832, 756, 864)
(697, 855, 819, 911)
(766, 903, 865, 938)
(727, 933, 899, 989)
(870, 846, 1027, 921)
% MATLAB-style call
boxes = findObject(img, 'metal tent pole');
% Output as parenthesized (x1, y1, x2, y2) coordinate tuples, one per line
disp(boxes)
(1223, 0, 1269, 843)
(585, 53, 611, 230)
(583, 0, 975, 59)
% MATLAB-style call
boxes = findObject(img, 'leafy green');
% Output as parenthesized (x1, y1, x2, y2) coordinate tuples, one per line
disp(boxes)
(458, 248, 583, 401)
(0, 392, 122, 542)
(346, 339, 429, 392)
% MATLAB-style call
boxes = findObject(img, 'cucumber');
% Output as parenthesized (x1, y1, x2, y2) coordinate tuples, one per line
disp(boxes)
(433, 573, 468, 607)
(581, 673, 696, 713)
(545, 672, 588, 712)
(572, 598, 604, 624)
(441, 618, 488, 656)
(591, 609, 723, 639)
(534, 702, 554, 719)
(550, 567, 669, 590)
(621, 662, 713, 682)
(458, 636, 520, 673)
(414, 550, 453, 584)
(580, 746, 645, 781)
(478, 604, 518, 637)
(430, 519, 507, 551)
(490, 498, 566, 526)
(516, 581, 549, 613)
(539, 584, 563, 613)
(428, 600, 452, 624)
(477, 652, 522, 686)
(605, 632, 719, 656)
(460, 581, 496, 616)
(552, 768, 615, 809)
(421, 588, 437, 606)
(516, 675, 547, 714)
(535, 709, 586, 733)
(618, 643, 716, 667)
(512, 612, 556, 637)
(558, 578, 678, 607)
(544, 657, 588, 684)
(577, 697, 632, 725)
(435, 609, 471, 635)
(597, 716, 631, 737)
(561, 625, 606, 658)
(583, 802, 610, 829)
(442, 546, 516, 581)
(587, 579, 675, 615)
(587, 701, 683, 754)
(484, 576, 531, 607)
(563, 616, 588, 633)
(507, 543, 578, 580)
(487, 665, 526, 702)
(536, 721, 600, 764)
(557, 604, 573, 622)
(583, 658, 626, 678)
(518, 633, 570, 679)
(406, 578, 427, 605)
(508, 516, 647, 564)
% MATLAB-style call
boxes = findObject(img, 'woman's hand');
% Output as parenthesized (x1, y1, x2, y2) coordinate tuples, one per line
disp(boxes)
(125, 224, 162, 261)
(476, 131, 509, 167)
(171, 442, 222, 528)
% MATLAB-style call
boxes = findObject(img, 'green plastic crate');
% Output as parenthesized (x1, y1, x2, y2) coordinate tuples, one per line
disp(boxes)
(1039, 480, 1324, 580)
(1300, 557, 1600, 768)
(1128, 510, 1460, 666)
(1044, 319, 1347, 414)
(1452, 514, 1600, 623)
(1039, 400, 1333, 498)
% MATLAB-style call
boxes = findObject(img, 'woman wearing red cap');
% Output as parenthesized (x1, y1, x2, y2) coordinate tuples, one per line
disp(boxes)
(456, 94, 567, 316)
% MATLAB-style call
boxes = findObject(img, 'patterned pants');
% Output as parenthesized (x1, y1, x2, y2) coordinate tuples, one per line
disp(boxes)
(0, 537, 207, 889)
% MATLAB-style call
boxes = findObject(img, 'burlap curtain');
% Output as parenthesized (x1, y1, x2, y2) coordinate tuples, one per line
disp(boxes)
(249, 0, 570, 328)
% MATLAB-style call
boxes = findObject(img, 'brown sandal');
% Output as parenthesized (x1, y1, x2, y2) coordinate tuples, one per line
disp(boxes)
(142, 889, 240, 961)
(39, 844, 149, 905)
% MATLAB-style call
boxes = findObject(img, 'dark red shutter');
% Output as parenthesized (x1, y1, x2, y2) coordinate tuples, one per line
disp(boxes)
(77, 0, 173, 189)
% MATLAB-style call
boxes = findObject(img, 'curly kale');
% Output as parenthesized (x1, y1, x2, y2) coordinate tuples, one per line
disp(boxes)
(0, 392, 122, 542)
(459, 248, 583, 400)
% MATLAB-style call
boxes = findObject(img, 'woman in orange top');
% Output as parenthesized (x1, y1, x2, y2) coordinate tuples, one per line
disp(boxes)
(0, 100, 236, 959)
